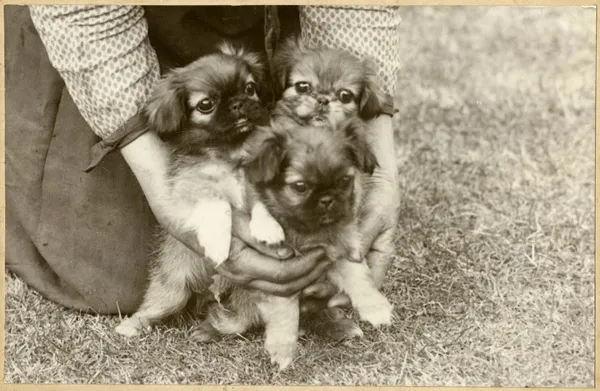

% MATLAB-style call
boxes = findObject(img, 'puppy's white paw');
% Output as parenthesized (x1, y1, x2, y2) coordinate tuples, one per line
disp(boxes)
(265, 337, 296, 371)
(249, 203, 285, 245)
(250, 215, 285, 245)
(357, 294, 393, 327)
(197, 229, 231, 265)
(188, 200, 232, 265)
(115, 316, 150, 337)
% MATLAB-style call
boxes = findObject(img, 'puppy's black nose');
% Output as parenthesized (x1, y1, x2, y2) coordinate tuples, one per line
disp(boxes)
(230, 101, 242, 113)
(319, 196, 334, 209)
(317, 97, 329, 106)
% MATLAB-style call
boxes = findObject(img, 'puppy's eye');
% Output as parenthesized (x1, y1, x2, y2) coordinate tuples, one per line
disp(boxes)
(290, 181, 308, 194)
(340, 175, 353, 187)
(294, 82, 312, 94)
(245, 82, 257, 96)
(337, 89, 355, 104)
(196, 98, 216, 114)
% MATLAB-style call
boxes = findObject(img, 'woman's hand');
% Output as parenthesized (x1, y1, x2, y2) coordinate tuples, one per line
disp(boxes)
(299, 114, 400, 313)
(121, 130, 331, 297)
(218, 210, 331, 296)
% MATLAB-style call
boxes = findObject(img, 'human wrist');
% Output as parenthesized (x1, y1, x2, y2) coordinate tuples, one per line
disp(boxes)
(364, 115, 399, 185)
(120, 131, 170, 214)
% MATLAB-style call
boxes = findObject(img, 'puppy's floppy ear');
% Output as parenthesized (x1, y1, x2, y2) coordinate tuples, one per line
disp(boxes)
(272, 37, 305, 96)
(341, 119, 379, 175)
(144, 76, 188, 141)
(243, 126, 287, 184)
(359, 58, 386, 121)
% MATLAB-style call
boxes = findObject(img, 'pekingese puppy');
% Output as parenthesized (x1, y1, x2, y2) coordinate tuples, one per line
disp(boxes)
(191, 119, 393, 370)
(115, 43, 286, 337)
(268, 39, 391, 343)
(270, 38, 386, 129)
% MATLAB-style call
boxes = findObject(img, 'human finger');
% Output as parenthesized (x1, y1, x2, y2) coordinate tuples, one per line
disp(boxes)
(222, 238, 327, 284)
(247, 258, 332, 297)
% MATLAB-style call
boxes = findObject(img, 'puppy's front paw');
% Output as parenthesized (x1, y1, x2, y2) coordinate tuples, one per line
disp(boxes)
(265, 337, 296, 371)
(198, 230, 231, 265)
(249, 214, 285, 246)
(115, 316, 150, 337)
(357, 294, 393, 327)
(189, 200, 232, 265)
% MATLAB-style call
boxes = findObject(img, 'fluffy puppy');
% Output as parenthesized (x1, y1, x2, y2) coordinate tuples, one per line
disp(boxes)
(271, 38, 386, 129)
(191, 119, 393, 370)
(115, 43, 285, 337)
(270, 39, 389, 342)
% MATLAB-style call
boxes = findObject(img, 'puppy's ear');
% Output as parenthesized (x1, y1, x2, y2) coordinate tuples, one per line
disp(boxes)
(341, 119, 379, 175)
(272, 37, 304, 95)
(359, 59, 386, 121)
(243, 127, 287, 184)
(144, 76, 188, 141)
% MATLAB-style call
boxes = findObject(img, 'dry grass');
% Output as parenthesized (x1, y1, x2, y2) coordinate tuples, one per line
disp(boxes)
(3, 6, 595, 386)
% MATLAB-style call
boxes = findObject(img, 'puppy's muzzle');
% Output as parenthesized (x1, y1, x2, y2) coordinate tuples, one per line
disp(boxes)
(230, 97, 249, 118)
(317, 96, 330, 106)
(230, 95, 266, 120)
(318, 195, 334, 210)
(230, 100, 243, 114)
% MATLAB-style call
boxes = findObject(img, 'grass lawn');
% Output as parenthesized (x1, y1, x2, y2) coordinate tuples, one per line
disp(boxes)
(3, 6, 595, 387)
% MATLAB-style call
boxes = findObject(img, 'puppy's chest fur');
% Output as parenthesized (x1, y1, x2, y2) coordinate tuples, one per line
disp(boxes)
(167, 146, 250, 211)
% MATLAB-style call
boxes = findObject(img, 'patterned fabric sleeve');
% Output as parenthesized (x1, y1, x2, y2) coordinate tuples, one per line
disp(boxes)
(29, 5, 160, 140)
(299, 6, 401, 97)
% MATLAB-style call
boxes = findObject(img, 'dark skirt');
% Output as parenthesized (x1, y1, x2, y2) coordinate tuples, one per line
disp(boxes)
(5, 5, 299, 314)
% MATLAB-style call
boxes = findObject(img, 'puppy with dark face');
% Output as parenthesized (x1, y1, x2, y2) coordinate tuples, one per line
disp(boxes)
(191, 119, 393, 370)
(271, 38, 386, 128)
(246, 121, 371, 236)
(115, 43, 286, 338)
(146, 42, 267, 151)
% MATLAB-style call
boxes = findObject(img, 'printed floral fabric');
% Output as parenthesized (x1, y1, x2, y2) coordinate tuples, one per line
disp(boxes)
(29, 5, 400, 140)
(29, 6, 159, 140)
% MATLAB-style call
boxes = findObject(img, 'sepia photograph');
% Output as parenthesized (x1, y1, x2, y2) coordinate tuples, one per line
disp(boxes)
(3, 3, 595, 387)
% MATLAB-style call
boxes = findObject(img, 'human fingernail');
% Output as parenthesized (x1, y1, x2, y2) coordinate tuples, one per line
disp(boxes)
(277, 247, 293, 258)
